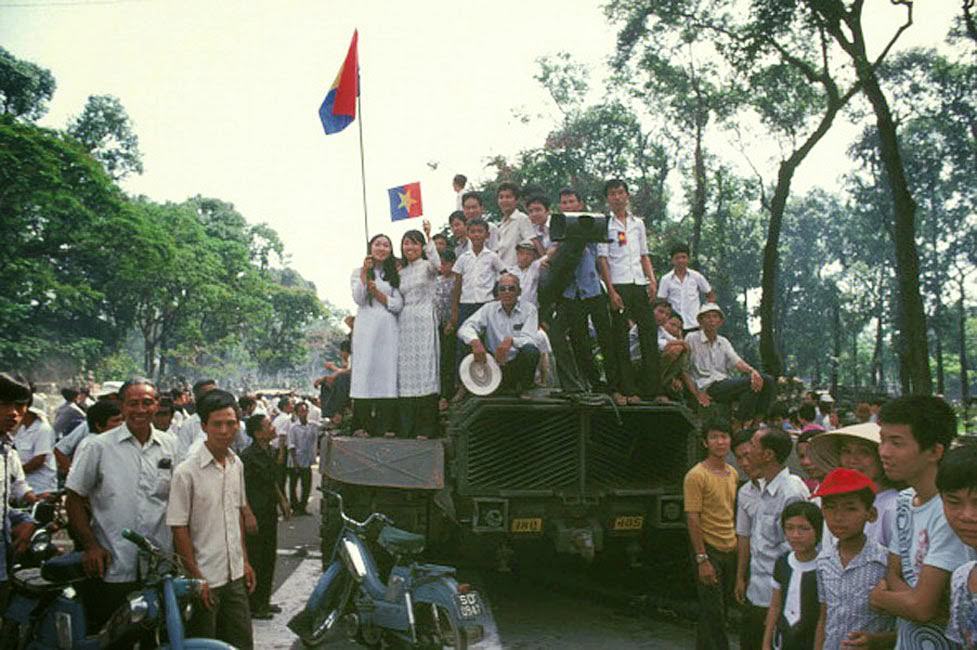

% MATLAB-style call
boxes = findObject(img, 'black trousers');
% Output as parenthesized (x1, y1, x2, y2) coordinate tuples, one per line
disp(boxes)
(454, 302, 486, 378)
(707, 375, 776, 422)
(288, 467, 312, 511)
(610, 283, 662, 397)
(693, 544, 737, 650)
(552, 295, 617, 392)
(351, 398, 398, 435)
(322, 372, 351, 419)
(500, 344, 540, 392)
(246, 513, 277, 611)
(187, 577, 253, 649)
(399, 394, 440, 438)
(439, 324, 456, 398)
(739, 602, 768, 650)
(77, 578, 155, 648)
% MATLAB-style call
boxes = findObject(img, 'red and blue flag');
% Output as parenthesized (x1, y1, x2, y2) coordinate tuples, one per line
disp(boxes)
(388, 182, 423, 221)
(318, 31, 358, 135)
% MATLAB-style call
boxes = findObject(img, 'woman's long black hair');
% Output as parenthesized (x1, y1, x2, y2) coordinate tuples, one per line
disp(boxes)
(401, 230, 427, 262)
(367, 233, 400, 291)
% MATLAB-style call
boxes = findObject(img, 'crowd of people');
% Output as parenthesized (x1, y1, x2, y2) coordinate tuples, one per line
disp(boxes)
(1, 175, 975, 650)
(684, 394, 977, 650)
(0, 372, 327, 648)
(340, 178, 776, 438)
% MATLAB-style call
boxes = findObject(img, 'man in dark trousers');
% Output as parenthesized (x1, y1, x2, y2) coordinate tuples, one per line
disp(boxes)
(241, 413, 286, 619)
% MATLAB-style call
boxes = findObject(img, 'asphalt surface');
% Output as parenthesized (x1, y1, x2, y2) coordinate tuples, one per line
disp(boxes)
(256, 470, 721, 649)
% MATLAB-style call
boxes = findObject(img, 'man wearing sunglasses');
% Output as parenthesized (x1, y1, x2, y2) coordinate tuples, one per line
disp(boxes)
(457, 272, 540, 396)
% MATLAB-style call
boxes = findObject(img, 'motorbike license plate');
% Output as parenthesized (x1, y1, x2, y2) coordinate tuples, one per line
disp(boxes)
(612, 515, 644, 531)
(455, 591, 483, 619)
(510, 517, 542, 533)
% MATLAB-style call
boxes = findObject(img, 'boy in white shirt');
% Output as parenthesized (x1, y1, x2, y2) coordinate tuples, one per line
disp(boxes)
(657, 242, 715, 334)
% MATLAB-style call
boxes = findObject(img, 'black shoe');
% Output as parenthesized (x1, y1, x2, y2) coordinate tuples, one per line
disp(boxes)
(251, 608, 274, 620)
(268, 603, 283, 614)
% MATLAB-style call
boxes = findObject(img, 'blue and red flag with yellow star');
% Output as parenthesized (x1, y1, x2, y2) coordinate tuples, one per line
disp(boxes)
(319, 30, 358, 135)
(388, 182, 423, 221)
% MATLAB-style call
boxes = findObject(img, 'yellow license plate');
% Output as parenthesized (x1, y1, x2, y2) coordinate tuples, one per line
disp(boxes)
(613, 515, 644, 531)
(510, 517, 543, 533)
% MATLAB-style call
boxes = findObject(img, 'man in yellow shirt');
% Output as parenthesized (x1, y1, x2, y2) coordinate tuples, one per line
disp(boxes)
(683, 418, 738, 649)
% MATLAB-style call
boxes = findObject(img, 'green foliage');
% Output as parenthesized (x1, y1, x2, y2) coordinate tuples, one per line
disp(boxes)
(66, 95, 143, 180)
(0, 47, 56, 121)
(0, 115, 125, 371)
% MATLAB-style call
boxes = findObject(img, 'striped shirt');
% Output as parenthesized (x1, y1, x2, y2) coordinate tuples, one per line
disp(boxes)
(817, 537, 894, 650)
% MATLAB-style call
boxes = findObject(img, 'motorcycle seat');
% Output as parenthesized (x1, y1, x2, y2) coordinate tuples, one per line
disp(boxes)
(39, 551, 87, 585)
(378, 525, 426, 556)
(12, 567, 65, 594)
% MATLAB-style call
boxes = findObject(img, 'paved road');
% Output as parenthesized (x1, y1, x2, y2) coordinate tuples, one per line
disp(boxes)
(255, 471, 712, 649)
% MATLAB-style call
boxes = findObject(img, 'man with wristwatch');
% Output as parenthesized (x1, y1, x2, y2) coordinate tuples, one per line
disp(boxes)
(683, 418, 739, 649)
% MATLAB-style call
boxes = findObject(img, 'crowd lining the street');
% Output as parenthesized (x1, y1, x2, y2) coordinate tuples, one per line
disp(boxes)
(0, 176, 975, 649)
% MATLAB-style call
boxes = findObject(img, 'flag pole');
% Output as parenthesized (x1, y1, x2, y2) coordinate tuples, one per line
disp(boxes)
(356, 92, 369, 245)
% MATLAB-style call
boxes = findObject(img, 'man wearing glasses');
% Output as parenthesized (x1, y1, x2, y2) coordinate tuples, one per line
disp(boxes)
(457, 273, 540, 396)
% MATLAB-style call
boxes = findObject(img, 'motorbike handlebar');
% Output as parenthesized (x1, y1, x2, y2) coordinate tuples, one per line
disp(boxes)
(320, 489, 393, 530)
(122, 528, 160, 555)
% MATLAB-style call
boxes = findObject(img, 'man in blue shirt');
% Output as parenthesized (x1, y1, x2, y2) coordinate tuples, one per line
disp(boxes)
(543, 188, 617, 394)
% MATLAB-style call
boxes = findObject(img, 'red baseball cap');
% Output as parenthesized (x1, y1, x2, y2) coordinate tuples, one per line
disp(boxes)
(811, 468, 877, 499)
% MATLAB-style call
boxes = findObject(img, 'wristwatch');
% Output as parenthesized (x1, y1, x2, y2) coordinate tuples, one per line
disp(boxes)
(695, 553, 710, 564)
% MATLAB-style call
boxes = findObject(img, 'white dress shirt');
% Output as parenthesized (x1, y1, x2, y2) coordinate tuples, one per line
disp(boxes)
(747, 467, 811, 606)
(687, 330, 744, 389)
(457, 300, 540, 362)
(13, 417, 57, 493)
(493, 210, 536, 268)
(66, 423, 178, 583)
(600, 213, 650, 285)
(507, 259, 543, 307)
(658, 268, 712, 329)
(166, 443, 246, 588)
(453, 247, 506, 304)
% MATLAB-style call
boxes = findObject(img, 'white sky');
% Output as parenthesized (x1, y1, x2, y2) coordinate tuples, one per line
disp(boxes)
(0, 0, 961, 313)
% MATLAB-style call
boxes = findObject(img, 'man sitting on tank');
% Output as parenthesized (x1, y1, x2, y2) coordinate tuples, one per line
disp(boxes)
(456, 273, 540, 397)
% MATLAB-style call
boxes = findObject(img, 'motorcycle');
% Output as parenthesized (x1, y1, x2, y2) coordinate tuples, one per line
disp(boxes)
(12, 490, 68, 569)
(2, 528, 235, 649)
(288, 489, 495, 648)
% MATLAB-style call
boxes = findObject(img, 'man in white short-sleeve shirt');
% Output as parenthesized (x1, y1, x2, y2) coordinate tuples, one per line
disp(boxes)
(168, 389, 254, 649)
(12, 408, 57, 494)
(65, 379, 178, 631)
(657, 242, 715, 333)
(492, 182, 537, 268)
(687, 303, 775, 425)
(596, 179, 662, 403)
(869, 396, 977, 650)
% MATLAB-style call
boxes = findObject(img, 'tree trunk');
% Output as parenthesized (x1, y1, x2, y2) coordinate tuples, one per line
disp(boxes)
(873, 274, 885, 390)
(814, 357, 821, 388)
(960, 280, 971, 407)
(831, 296, 841, 396)
(690, 122, 706, 262)
(933, 300, 946, 396)
(853, 60, 932, 394)
(851, 326, 859, 389)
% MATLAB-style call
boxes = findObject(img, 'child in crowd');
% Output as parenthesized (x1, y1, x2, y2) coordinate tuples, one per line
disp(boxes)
(795, 427, 826, 493)
(937, 445, 977, 649)
(508, 241, 544, 307)
(813, 468, 894, 650)
(431, 233, 448, 256)
(435, 249, 457, 411)
(762, 501, 822, 650)
(870, 395, 975, 649)
(809, 422, 900, 548)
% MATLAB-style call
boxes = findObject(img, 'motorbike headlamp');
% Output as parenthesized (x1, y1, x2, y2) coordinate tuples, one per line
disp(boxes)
(30, 531, 51, 555)
(128, 595, 149, 624)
